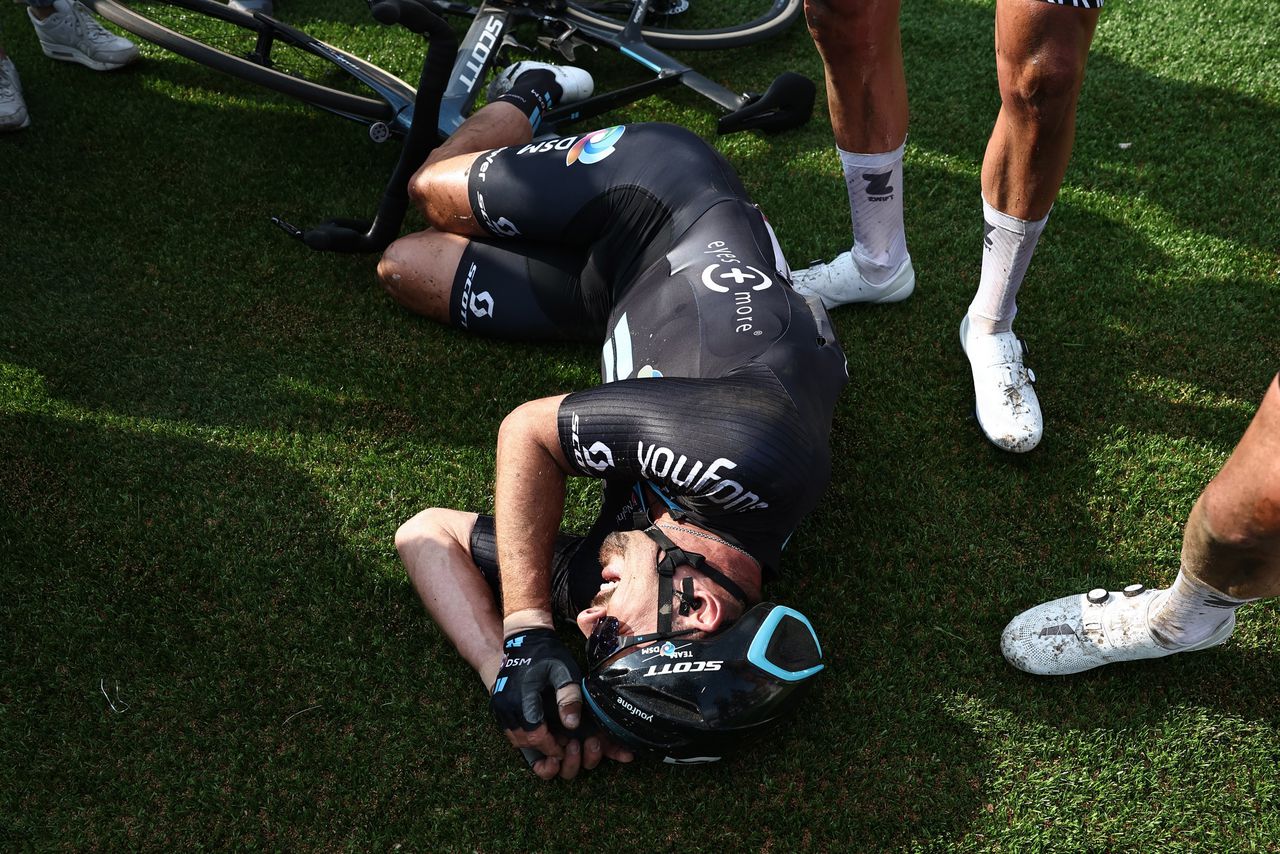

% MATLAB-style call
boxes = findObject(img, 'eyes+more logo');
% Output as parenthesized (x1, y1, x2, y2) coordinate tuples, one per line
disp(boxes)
(700, 240, 774, 336)
(700, 263, 773, 294)
(700, 241, 774, 294)
(565, 125, 626, 165)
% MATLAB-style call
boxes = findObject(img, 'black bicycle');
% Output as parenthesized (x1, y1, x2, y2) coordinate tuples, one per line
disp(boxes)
(82, 0, 813, 140)
(80, 0, 814, 251)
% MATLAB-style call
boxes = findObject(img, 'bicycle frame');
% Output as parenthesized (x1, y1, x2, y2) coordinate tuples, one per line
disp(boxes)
(435, 0, 755, 137)
(250, 0, 806, 139)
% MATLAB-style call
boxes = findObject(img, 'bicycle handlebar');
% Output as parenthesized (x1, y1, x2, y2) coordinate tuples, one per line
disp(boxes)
(279, 0, 457, 254)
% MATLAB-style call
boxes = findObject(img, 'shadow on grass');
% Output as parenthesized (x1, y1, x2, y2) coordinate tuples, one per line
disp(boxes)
(0, 46, 601, 445)
(0, 410, 508, 848)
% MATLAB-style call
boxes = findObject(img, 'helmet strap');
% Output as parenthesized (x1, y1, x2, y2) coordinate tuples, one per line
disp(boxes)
(645, 527, 750, 634)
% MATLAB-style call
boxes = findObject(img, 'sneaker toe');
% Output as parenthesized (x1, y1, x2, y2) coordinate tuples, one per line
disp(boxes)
(975, 382, 1042, 453)
(1001, 594, 1095, 675)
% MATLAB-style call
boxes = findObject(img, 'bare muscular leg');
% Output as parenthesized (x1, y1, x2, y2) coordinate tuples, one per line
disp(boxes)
(377, 101, 535, 314)
(408, 102, 535, 237)
(982, 0, 1099, 220)
(805, 0, 908, 153)
(1180, 374, 1280, 600)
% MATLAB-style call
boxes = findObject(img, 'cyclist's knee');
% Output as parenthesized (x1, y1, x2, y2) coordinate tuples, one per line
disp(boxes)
(408, 163, 442, 223)
(998, 44, 1087, 127)
(805, 0, 899, 46)
(377, 236, 423, 301)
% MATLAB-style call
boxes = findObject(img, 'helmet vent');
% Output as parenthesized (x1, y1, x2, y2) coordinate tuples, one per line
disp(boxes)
(764, 614, 821, 671)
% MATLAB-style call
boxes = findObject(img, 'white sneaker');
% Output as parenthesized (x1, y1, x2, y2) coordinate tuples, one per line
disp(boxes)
(29, 0, 138, 71)
(0, 58, 31, 131)
(487, 60, 594, 106)
(960, 314, 1042, 453)
(1002, 584, 1236, 675)
(789, 251, 914, 308)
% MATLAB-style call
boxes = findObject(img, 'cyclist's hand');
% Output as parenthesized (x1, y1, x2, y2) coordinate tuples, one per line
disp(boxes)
(519, 724, 634, 780)
(490, 621, 583, 763)
(583, 728, 635, 770)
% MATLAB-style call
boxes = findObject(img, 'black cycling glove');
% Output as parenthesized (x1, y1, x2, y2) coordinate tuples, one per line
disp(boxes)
(489, 628, 583, 733)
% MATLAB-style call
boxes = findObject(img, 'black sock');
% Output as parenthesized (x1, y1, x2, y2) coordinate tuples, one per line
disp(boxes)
(493, 69, 563, 133)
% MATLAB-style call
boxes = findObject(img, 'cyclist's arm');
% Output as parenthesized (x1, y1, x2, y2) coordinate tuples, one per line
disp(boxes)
(494, 394, 574, 619)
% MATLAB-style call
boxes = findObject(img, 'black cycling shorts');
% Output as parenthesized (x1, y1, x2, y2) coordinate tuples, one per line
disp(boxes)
(448, 237, 608, 341)
(448, 123, 749, 341)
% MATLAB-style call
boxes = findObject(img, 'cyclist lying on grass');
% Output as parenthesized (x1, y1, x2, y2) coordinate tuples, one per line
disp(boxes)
(382, 62, 841, 778)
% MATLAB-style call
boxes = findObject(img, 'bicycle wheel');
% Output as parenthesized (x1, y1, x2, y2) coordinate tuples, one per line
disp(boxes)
(82, 0, 394, 122)
(565, 0, 802, 50)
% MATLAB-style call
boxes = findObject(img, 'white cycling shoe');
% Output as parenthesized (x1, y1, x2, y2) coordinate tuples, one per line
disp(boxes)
(789, 251, 915, 308)
(1002, 584, 1236, 676)
(487, 61, 594, 105)
(960, 314, 1042, 453)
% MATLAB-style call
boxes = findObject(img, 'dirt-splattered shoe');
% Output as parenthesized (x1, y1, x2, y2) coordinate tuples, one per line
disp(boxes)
(1001, 584, 1235, 675)
(960, 314, 1042, 453)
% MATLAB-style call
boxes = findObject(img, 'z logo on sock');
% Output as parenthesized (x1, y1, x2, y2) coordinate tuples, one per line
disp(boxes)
(862, 171, 894, 201)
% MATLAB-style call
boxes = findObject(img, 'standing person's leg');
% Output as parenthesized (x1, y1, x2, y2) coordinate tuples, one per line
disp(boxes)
(26, 0, 137, 71)
(961, 0, 1099, 453)
(1002, 373, 1280, 675)
(791, 0, 915, 306)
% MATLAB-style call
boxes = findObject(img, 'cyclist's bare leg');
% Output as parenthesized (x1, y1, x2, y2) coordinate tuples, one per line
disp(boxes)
(804, 0, 907, 152)
(981, 0, 1098, 220)
(383, 102, 534, 314)
(408, 102, 533, 237)
(1180, 374, 1280, 600)
(376, 229, 469, 322)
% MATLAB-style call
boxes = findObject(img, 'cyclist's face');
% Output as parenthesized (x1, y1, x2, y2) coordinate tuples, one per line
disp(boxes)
(574, 531, 661, 638)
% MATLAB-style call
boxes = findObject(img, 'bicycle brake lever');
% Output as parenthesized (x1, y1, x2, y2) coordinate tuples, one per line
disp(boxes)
(271, 216, 304, 240)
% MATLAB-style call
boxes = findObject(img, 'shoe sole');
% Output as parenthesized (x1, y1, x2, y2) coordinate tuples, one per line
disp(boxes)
(39, 43, 135, 72)
(489, 61, 593, 105)
(866, 268, 914, 304)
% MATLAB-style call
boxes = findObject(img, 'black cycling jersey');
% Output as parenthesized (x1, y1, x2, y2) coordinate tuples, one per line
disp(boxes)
(453, 122, 848, 589)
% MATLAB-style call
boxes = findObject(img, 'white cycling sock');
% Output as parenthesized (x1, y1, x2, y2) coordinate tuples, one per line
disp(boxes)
(1149, 568, 1252, 647)
(966, 197, 1049, 336)
(839, 142, 908, 285)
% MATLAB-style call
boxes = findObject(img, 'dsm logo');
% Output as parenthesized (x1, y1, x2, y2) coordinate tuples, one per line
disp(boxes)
(566, 125, 626, 165)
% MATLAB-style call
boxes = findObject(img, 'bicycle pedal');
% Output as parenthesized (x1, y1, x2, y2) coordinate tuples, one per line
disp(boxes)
(500, 34, 532, 54)
(537, 29, 595, 63)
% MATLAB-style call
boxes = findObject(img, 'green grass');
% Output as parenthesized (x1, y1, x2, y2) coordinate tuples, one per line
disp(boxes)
(2, 0, 1278, 849)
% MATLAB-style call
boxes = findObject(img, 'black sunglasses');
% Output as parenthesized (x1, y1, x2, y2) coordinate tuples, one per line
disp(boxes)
(586, 616, 696, 668)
